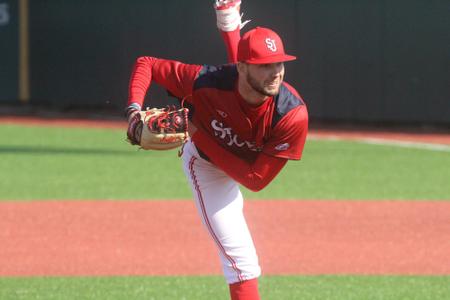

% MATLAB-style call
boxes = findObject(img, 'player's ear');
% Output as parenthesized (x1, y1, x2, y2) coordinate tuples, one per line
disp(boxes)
(236, 62, 247, 75)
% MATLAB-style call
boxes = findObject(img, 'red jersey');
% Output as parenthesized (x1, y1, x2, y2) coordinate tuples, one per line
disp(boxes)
(128, 57, 308, 163)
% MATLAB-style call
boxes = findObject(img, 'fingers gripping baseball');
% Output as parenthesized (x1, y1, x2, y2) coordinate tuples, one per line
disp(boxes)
(126, 112, 143, 145)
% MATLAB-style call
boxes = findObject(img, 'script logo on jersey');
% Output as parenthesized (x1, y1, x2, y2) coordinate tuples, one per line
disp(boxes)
(265, 38, 277, 52)
(211, 120, 260, 152)
(275, 143, 290, 151)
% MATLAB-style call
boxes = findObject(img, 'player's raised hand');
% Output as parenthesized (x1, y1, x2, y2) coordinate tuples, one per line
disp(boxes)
(214, 0, 250, 32)
(214, 0, 241, 10)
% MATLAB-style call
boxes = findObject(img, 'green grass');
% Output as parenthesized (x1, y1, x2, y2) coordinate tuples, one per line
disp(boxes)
(1, 123, 449, 299)
(1, 124, 449, 200)
(0, 276, 449, 300)
(262, 137, 450, 200)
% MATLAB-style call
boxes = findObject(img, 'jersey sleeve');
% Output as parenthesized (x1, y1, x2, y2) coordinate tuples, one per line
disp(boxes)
(220, 28, 241, 63)
(127, 56, 202, 107)
(263, 105, 309, 160)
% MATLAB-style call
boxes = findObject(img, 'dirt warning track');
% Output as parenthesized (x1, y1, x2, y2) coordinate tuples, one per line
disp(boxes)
(1, 200, 449, 277)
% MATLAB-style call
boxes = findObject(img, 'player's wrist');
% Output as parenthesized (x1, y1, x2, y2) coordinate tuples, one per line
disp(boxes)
(125, 103, 142, 121)
(214, 0, 241, 10)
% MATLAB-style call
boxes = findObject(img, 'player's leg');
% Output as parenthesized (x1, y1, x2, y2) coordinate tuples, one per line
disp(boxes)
(182, 140, 261, 300)
(214, 0, 250, 63)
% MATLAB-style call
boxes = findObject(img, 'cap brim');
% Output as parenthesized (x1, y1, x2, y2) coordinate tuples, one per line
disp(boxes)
(245, 54, 297, 64)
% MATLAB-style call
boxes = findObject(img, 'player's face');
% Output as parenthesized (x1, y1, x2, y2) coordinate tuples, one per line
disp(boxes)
(245, 62, 285, 96)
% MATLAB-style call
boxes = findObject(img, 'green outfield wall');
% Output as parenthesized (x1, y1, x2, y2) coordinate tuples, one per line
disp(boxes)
(0, 0, 18, 102)
(1, 0, 449, 125)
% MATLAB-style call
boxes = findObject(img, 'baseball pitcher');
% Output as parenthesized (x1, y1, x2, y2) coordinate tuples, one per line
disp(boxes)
(125, 1, 308, 299)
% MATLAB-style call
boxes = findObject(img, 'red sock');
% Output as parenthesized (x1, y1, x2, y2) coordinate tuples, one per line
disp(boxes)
(229, 278, 260, 300)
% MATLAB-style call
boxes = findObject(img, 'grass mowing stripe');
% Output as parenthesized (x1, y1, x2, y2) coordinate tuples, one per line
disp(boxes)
(1, 124, 449, 200)
(0, 276, 449, 300)
(354, 138, 450, 152)
(309, 135, 450, 152)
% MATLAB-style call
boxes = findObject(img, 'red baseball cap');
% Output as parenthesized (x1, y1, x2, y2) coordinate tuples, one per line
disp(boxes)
(237, 27, 296, 64)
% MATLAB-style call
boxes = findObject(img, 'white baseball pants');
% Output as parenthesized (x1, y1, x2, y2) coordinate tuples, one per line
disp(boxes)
(181, 140, 261, 284)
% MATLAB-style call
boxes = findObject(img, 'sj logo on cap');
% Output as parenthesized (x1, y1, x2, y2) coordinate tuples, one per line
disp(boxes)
(265, 38, 277, 52)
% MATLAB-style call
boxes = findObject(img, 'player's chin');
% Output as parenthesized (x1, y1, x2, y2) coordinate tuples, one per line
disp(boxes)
(263, 84, 281, 96)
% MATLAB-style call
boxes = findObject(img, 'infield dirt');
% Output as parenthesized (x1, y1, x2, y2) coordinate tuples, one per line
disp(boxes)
(1, 200, 449, 276)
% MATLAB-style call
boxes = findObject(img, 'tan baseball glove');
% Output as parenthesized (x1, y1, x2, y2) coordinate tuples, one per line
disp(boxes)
(127, 106, 189, 150)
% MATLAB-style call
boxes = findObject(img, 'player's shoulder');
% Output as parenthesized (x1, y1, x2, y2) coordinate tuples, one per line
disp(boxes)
(272, 82, 307, 127)
(193, 64, 238, 91)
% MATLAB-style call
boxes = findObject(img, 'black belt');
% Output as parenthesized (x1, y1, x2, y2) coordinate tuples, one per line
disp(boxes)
(196, 147, 210, 162)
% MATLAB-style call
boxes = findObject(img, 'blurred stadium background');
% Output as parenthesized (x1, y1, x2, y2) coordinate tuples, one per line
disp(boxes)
(0, 0, 448, 128)
(1, 2, 449, 299)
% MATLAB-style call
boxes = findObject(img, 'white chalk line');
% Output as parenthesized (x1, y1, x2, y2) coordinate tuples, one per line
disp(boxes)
(308, 135, 450, 152)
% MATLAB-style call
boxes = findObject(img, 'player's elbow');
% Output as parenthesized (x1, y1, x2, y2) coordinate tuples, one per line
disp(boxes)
(241, 174, 270, 192)
(244, 181, 270, 192)
(135, 56, 157, 66)
(246, 184, 266, 192)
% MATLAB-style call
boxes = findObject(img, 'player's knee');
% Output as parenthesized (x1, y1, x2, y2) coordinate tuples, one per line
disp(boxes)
(223, 257, 261, 284)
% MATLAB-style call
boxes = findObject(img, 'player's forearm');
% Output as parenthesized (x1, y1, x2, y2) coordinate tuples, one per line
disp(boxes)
(127, 56, 156, 106)
(193, 129, 286, 192)
(220, 29, 240, 63)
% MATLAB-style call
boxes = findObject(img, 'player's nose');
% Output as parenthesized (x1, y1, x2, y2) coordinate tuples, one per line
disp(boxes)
(269, 63, 284, 76)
